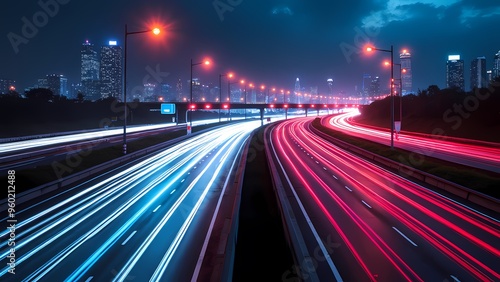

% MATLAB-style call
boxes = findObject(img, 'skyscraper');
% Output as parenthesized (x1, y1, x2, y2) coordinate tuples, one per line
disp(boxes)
(470, 56, 487, 90)
(46, 74, 68, 97)
(493, 50, 500, 80)
(369, 76, 380, 97)
(294, 78, 300, 103)
(81, 40, 100, 100)
(100, 41, 122, 100)
(400, 50, 412, 95)
(176, 78, 183, 101)
(362, 74, 371, 97)
(446, 55, 464, 91)
(327, 78, 334, 94)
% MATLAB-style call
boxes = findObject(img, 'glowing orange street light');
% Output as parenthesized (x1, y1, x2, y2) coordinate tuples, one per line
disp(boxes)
(123, 24, 162, 154)
(190, 58, 213, 127)
(367, 44, 395, 149)
(219, 71, 234, 122)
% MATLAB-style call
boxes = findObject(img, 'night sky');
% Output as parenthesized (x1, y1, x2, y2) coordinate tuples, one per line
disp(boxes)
(2, 0, 500, 95)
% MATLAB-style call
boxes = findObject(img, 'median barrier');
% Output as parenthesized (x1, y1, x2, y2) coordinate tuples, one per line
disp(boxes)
(263, 124, 321, 282)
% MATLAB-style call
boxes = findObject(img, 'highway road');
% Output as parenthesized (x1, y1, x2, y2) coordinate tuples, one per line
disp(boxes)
(326, 110, 500, 173)
(0, 121, 260, 281)
(267, 117, 500, 281)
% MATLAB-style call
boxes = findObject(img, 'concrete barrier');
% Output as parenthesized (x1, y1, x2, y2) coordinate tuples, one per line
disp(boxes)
(264, 125, 322, 282)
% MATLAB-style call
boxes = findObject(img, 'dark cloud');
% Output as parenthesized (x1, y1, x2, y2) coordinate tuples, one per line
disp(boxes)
(1, 0, 499, 94)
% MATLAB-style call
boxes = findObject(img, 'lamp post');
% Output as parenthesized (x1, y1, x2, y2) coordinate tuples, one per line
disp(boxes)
(219, 73, 226, 122)
(123, 24, 160, 155)
(227, 74, 235, 121)
(394, 63, 403, 132)
(367, 45, 394, 149)
(189, 59, 210, 128)
(240, 80, 247, 119)
(385, 61, 404, 136)
(218, 72, 233, 122)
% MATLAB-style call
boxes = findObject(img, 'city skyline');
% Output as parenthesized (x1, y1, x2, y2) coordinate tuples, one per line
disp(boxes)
(2, 1, 500, 96)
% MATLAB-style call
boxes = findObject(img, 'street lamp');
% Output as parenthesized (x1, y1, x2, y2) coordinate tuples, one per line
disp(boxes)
(367, 45, 395, 149)
(248, 83, 254, 118)
(240, 80, 247, 119)
(227, 73, 235, 121)
(123, 24, 160, 155)
(384, 61, 404, 137)
(189, 59, 210, 128)
(219, 73, 227, 122)
(218, 72, 233, 122)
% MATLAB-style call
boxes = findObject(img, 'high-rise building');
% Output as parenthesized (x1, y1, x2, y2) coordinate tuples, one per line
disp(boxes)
(142, 83, 157, 102)
(46, 74, 68, 97)
(369, 76, 380, 97)
(160, 83, 173, 101)
(493, 50, 500, 80)
(100, 41, 122, 100)
(470, 56, 487, 90)
(362, 74, 371, 97)
(190, 78, 202, 102)
(81, 40, 100, 100)
(400, 50, 412, 95)
(327, 78, 334, 95)
(294, 77, 300, 103)
(446, 55, 464, 91)
(176, 79, 183, 101)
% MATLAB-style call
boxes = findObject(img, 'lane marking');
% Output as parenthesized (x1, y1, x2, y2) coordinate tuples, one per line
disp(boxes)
(323, 167, 327, 171)
(344, 185, 352, 191)
(181, 179, 185, 183)
(85, 277, 93, 282)
(152, 205, 161, 213)
(121, 230, 137, 246)
(315, 161, 319, 164)
(170, 189, 176, 195)
(332, 175, 338, 180)
(361, 200, 372, 209)
(392, 227, 418, 247)
(450, 275, 461, 282)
